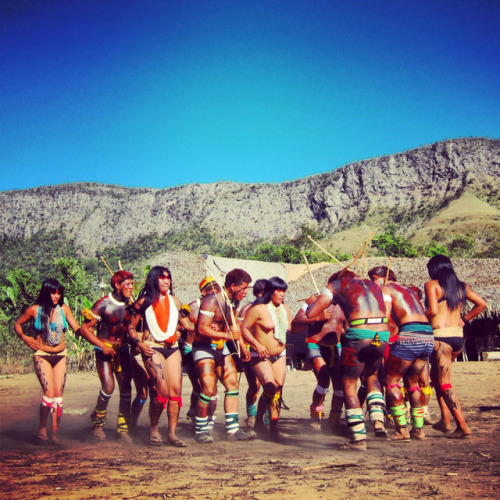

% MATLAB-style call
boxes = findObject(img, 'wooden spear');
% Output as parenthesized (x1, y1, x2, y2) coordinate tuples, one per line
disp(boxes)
(339, 228, 379, 277)
(306, 235, 343, 265)
(100, 256, 114, 275)
(203, 261, 240, 355)
(352, 254, 365, 279)
(384, 257, 392, 284)
(301, 252, 320, 294)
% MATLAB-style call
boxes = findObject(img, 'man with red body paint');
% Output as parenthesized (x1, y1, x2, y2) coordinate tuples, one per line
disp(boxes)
(370, 266, 434, 441)
(80, 271, 135, 443)
(307, 270, 388, 450)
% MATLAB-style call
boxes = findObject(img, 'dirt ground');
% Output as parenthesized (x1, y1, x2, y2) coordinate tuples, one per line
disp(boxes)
(1, 361, 499, 500)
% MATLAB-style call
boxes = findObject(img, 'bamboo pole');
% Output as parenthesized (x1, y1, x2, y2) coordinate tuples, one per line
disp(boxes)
(203, 261, 240, 355)
(306, 235, 343, 265)
(301, 252, 320, 294)
(100, 256, 114, 275)
(353, 254, 365, 279)
(384, 257, 392, 284)
(362, 250, 369, 277)
(339, 228, 379, 276)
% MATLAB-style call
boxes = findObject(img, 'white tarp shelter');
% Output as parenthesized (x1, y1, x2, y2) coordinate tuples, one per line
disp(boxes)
(202, 254, 288, 286)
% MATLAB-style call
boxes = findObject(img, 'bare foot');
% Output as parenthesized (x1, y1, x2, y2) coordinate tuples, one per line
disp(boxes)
(448, 428, 471, 439)
(374, 421, 388, 437)
(423, 413, 434, 425)
(36, 433, 48, 446)
(168, 436, 187, 447)
(92, 427, 106, 441)
(148, 428, 162, 446)
(432, 421, 451, 433)
(50, 434, 62, 445)
(341, 440, 367, 451)
(387, 430, 411, 443)
(410, 428, 426, 440)
(309, 419, 322, 431)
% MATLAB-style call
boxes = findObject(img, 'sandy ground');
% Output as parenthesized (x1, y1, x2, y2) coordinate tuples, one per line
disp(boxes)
(1, 362, 499, 499)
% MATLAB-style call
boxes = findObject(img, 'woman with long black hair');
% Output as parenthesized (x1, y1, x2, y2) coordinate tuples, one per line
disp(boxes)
(128, 266, 188, 446)
(425, 255, 486, 438)
(14, 279, 80, 444)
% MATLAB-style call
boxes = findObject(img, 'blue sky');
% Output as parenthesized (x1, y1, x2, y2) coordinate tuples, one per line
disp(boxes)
(1, 0, 499, 192)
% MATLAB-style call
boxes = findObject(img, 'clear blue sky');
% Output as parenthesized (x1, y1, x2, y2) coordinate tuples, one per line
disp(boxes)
(1, 0, 499, 192)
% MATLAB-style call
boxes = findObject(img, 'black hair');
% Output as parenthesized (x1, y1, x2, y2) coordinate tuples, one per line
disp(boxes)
(137, 266, 173, 312)
(35, 279, 65, 336)
(368, 266, 397, 282)
(252, 279, 268, 297)
(225, 268, 252, 288)
(427, 255, 466, 311)
(254, 276, 288, 306)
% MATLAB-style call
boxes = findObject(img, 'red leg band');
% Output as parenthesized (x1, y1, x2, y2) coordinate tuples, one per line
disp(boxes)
(156, 396, 169, 410)
(440, 384, 452, 391)
(169, 396, 183, 408)
(408, 386, 421, 393)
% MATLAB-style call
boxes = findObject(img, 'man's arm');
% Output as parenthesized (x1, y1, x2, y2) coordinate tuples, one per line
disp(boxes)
(80, 313, 115, 356)
(306, 289, 332, 318)
(196, 294, 240, 341)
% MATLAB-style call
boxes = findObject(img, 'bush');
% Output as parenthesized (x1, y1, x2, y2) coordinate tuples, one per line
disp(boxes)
(425, 242, 449, 258)
(371, 224, 418, 258)
(449, 235, 475, 258)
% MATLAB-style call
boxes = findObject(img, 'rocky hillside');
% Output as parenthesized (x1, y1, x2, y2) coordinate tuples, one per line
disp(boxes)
(1, 138, 498, 256)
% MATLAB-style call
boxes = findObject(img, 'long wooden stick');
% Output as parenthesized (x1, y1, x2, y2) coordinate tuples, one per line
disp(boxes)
(384, 257, 392, 284)
(203, 262, 240, 355)
(353, 254, 365, 279)
(100, 256, 114, 275)
(301, 252, 320, 294)
(340, 228, 379, 276)
(306, 235, 343, 265)
(362, 251, 369, 277)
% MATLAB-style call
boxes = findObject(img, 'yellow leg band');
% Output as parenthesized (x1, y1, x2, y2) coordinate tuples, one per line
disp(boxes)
(421, 386, 433, 396)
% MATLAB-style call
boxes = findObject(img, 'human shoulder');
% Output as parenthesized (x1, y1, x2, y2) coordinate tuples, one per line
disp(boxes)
(170, 294, 182, 309)
(26, 304, 40, 318)
(92, 294, 109, 311)
(61, 303, 72, 315)
(200, 292, 220, 311)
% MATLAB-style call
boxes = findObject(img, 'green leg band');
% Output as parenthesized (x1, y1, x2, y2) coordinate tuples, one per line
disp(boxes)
(390, 404, 407, 429)
(411, 406, 424, 429)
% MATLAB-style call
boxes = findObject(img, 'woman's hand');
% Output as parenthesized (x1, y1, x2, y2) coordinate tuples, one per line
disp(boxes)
(255, 342, 269, 359)
(139, 342, 155, 357)
(24, 335, 40, 351)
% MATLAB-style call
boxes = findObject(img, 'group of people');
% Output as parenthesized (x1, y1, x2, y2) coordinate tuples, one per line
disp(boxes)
(14, 255, 486, 451)
(297, 254, 486, 450)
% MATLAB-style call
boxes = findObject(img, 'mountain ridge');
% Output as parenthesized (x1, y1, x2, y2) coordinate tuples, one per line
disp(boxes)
(1, 137, 499, 256)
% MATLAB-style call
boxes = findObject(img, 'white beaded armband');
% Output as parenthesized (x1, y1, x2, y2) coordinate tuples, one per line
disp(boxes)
(321, 287, 333, 300)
